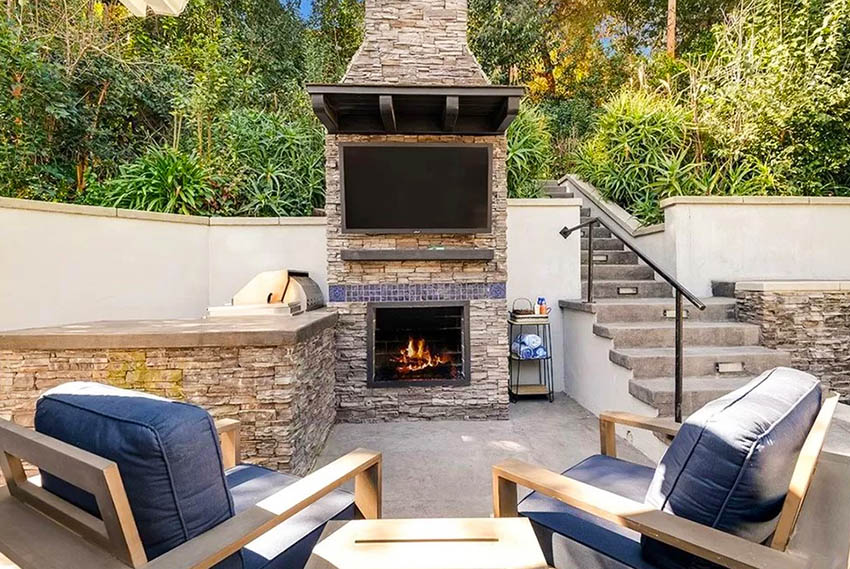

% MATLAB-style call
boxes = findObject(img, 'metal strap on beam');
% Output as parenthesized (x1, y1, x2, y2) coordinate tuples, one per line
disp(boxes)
(379, 95, 396, 133)
(443, 96, 459, 132)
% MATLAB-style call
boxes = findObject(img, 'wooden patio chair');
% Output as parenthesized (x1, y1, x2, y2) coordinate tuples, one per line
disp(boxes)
(492, 367, 848, 569)
(0, 382, 381, 569)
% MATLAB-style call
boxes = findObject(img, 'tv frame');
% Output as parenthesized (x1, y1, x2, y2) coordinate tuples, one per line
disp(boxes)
(339, 142, 493, 235)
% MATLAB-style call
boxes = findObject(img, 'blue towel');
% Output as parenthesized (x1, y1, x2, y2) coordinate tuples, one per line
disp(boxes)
(519, 346, 534, 359)
(511, 341, 522, 356)
(521, 334, 543, 349)
(534, 346, 548, 359)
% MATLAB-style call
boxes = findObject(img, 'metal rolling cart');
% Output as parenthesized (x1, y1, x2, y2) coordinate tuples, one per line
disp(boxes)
(508, 300, 554, 402)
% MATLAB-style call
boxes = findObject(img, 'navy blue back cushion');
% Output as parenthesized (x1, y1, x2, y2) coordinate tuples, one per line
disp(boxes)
(642, 367, 822, 569)
(35, 382, 235, 561)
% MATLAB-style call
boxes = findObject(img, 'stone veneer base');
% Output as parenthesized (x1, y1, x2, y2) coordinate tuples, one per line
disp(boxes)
(333, 299, 509, 422)
(736, 289, 850, 400)
(0, 326, 336, 476)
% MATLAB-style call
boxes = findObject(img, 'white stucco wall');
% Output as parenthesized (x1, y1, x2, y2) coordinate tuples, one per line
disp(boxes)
(0, 202, 209, 331)
(208, 218, 328, 306)
(507, 198, 582, 393)
(660, 197, 850, 297)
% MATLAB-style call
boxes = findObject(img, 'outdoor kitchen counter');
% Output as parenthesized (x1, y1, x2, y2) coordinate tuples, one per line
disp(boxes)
(0, 309, 339, 350)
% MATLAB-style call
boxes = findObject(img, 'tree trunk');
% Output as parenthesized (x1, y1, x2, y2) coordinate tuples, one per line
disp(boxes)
(666, 0, 677, 57)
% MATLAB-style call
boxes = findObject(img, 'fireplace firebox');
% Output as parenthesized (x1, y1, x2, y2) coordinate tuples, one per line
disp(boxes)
(367, 302, 470, 388)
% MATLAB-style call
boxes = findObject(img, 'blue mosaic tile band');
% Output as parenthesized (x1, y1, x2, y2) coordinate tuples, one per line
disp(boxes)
(328, 282, 507, 303)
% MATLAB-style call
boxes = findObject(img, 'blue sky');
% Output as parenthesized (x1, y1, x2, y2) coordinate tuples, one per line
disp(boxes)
(299, 0, 311, 19)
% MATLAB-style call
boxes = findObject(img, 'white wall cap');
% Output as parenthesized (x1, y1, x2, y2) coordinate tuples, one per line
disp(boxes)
(662, 196, 850, 209)
(507, 198, 583, 207)
(735, 280, 850, 292)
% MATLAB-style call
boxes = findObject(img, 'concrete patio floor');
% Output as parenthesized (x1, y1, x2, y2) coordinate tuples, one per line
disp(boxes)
(316, 394, 652, 518)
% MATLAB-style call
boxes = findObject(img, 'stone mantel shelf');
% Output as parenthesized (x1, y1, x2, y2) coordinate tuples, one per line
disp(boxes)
(0, 310, 338, 350)
(340, 248, 494, 262)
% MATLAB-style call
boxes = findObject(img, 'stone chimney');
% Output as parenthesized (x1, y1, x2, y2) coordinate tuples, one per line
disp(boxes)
(342, 0, 489, 86)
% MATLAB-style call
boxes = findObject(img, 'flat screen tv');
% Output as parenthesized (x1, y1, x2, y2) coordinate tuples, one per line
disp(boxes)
(341, 143, 491, 234)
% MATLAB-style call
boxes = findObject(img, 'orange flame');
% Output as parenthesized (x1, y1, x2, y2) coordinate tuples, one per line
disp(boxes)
(394, 337, 451, 374)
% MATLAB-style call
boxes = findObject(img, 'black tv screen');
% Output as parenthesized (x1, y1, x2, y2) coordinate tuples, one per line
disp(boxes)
(341, 144, 491, 233)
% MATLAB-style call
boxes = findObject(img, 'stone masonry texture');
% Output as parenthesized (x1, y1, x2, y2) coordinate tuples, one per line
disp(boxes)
(0, 327, 336, 476)
(737, 290, 850, 400)
(342, 0, 488, 85)
(326, 134, 509, 422)
(328, 1, 509, 420)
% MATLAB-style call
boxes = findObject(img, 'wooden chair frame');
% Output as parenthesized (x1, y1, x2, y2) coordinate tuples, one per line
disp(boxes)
(492, 393, 839, 569)
(0, 418, 382, 569)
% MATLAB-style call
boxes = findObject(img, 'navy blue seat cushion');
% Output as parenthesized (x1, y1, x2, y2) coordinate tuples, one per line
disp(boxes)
(226, 464, 357, 569)
(519, 454, 659, 569)
(34, 382, 234, 561)
(642, 367, 822, 569)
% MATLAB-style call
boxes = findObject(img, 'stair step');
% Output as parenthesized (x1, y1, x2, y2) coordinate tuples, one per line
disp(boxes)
(545, 189, 574, 199)
(580, 207, 591, 217)
(560, 297, 738, 323)
(582, 280, 673, 299)
(594, 321, 762, 348)
(580, 227, 612, 239)
(581, 264, 655, 280)
(581, 237, 625, 251)
(581, 251, 639, 265)
(609, 346, 792, 378)
(629, 376, 756, 416)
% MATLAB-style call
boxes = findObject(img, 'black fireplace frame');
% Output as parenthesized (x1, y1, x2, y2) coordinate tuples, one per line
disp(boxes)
(366, 301, 471, 388)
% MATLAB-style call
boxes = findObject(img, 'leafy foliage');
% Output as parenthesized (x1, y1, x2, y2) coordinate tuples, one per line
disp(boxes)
(574, 0, 850, 224)
(92, 147, 216, 215)
(507, 103, 554, 198)
(210, 108, 325, 216)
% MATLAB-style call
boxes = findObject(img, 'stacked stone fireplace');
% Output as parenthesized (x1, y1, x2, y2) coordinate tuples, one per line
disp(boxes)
(316, 0, 515, 421)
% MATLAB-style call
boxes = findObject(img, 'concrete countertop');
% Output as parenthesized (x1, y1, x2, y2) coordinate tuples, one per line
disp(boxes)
(0, 309, 338, 350)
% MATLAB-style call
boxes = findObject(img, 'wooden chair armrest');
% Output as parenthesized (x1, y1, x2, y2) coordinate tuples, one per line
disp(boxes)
(144, 448, 382, 569)
(214, 420, 241, 470)
(492, 458, 805, 569)
(598, 412, 681, 457)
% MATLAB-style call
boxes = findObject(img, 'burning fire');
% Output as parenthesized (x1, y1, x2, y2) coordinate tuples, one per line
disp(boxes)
(394, 337, 451, 374)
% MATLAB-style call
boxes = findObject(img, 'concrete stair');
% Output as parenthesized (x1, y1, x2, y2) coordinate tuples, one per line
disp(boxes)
(560, 298, 738, 323)
(629, 376, 756, 416)
(581, 264, 655, 280)
(581, 237, 628, 251)
(582, 280, 674, 299)
(609, 345, 792, 378)
(560, 192, 792, 422)
(594, 321, 762, 348)
(581, 251, 639, 265)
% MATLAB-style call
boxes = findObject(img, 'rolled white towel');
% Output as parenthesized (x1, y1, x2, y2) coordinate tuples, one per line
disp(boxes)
(521, 334, 543, 349)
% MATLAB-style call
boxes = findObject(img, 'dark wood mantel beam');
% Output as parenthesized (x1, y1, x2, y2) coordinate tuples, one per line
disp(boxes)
(442, 95, 459, 132)
(494, 96, 520, 133)
(311, 94, 338, 132)
(379, 95, 396, 132)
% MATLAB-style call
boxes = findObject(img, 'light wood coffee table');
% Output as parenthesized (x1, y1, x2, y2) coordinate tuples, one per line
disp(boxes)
(305, 518, 547, 569)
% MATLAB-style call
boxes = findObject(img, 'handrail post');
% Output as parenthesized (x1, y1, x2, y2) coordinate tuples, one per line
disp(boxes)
(674, 290, 683, 423)
(586, 221, 594, 303)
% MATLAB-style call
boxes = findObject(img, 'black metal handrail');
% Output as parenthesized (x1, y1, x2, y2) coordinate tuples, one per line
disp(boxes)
(561, 216, 706, 423)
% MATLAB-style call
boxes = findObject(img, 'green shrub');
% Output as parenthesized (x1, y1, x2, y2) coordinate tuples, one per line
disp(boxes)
(209, 108, 325, 217)
(91, 147, 216, 216)
(573, 89, 701, 224)
(540, 98, 598, 175)
(507, 102, 554, 198)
